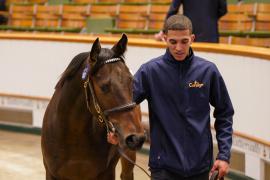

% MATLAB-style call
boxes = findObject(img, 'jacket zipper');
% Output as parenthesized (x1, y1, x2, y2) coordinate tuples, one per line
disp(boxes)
(179, 63, 187, 174)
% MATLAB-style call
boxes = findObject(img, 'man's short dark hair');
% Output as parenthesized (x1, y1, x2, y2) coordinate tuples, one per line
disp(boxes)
(163, 14, 193, 34)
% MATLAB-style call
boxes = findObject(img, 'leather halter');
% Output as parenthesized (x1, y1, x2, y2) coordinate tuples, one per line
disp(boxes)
(82, 57, 136, 133)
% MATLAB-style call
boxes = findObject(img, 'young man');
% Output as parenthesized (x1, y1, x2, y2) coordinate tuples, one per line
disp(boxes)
(109, 14, 234, 180)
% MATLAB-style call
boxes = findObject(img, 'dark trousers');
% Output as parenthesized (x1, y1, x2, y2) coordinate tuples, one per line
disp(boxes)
(151, 169, 209, 180)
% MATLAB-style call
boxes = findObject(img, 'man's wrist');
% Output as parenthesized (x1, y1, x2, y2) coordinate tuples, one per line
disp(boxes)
(216, 155, 230, 164)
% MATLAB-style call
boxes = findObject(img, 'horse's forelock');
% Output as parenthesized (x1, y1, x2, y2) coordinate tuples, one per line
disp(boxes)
(99, 48, 115, 62)
(91, 48, 125, 75)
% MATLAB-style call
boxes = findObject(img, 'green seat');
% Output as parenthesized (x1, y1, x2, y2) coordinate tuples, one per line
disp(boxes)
(86, 18, 115, 33)
(244, 31, 270, 38)
(219, 31, 270, 38)
(219, 31, 245, 37)
(48, 0, 69, 5)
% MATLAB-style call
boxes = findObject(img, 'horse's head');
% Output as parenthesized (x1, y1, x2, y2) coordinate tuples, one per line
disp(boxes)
(86, 34, 146, 150)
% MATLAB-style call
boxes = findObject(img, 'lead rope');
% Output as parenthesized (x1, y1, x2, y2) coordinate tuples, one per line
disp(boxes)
(118, 147, 151, 179)
(210, 170, 224, 180)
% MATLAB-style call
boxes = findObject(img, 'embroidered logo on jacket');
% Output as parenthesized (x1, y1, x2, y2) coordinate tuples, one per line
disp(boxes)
(188, 81, 204, 88)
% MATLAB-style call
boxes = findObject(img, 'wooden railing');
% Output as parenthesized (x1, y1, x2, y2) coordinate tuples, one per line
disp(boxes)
(0, 32, 270, 60)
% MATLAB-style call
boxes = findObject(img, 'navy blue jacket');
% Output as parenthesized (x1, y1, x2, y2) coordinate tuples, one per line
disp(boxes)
(133, 49, 234, 176)
(166, 0, 227, 43)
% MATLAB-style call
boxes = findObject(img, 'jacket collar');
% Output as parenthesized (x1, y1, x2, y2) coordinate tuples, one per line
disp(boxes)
(163, 48, 194, 66)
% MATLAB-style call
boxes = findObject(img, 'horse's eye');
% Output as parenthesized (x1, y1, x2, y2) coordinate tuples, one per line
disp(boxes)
(100, 84, 110, 93)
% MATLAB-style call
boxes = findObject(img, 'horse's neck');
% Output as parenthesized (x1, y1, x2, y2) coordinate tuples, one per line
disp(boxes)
(59, 75, 86, 115)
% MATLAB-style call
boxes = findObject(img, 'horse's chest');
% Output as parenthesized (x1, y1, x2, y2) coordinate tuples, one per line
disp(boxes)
(56, 149, 119, 179)
(56, 161, 106, 179)
(57, 160, 102, 179)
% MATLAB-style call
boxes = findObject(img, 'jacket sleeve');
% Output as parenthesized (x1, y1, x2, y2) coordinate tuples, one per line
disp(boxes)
(217, 0, 227, 18)
(209, 64, 234, 163)
(133, 64, 149, 104)
(166, 0, 182, 19)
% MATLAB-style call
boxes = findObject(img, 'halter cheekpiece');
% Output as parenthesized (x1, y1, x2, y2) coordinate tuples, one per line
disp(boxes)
(82, 57, 136, 133)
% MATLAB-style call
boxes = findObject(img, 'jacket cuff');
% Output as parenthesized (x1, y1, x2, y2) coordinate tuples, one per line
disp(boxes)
(216, 154, 230, 164)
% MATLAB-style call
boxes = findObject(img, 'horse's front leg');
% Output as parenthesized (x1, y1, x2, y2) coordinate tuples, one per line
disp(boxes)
(98, 169, 116, 180)
(120, 149, 136, 180)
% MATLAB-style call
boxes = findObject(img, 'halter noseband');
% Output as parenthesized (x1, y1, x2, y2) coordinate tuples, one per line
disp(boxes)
(82, 57, 136, 133)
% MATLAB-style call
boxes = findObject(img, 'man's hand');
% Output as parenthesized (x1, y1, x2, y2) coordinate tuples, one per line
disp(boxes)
(210, 160, 229, 179)
(107, 132, 119, 145)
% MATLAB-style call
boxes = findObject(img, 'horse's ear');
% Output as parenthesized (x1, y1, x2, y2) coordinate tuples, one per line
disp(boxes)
(90, 38, 101, 63)
(111, 34, 127, 56)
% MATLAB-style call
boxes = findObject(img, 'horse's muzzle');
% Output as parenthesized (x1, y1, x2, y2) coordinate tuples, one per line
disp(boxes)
(125, 134, 146, 150)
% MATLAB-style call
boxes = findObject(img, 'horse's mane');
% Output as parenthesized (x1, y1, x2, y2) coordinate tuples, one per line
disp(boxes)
(55, 52, 89, 89)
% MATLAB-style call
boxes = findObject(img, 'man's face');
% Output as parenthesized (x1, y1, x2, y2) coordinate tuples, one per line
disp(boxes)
(164, 30, 195, 61)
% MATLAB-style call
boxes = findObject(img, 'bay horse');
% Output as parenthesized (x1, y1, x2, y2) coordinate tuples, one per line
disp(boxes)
(41, 34, 146, 180)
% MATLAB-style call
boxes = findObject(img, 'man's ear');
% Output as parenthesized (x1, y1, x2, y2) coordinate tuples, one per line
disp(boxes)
(190, 34, 195, 44)
(163, 34, 167, 42)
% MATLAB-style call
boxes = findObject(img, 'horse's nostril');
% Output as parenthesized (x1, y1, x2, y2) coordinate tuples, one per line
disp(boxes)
(125, 134, 146, 150)
(138, 135, 146, 144)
